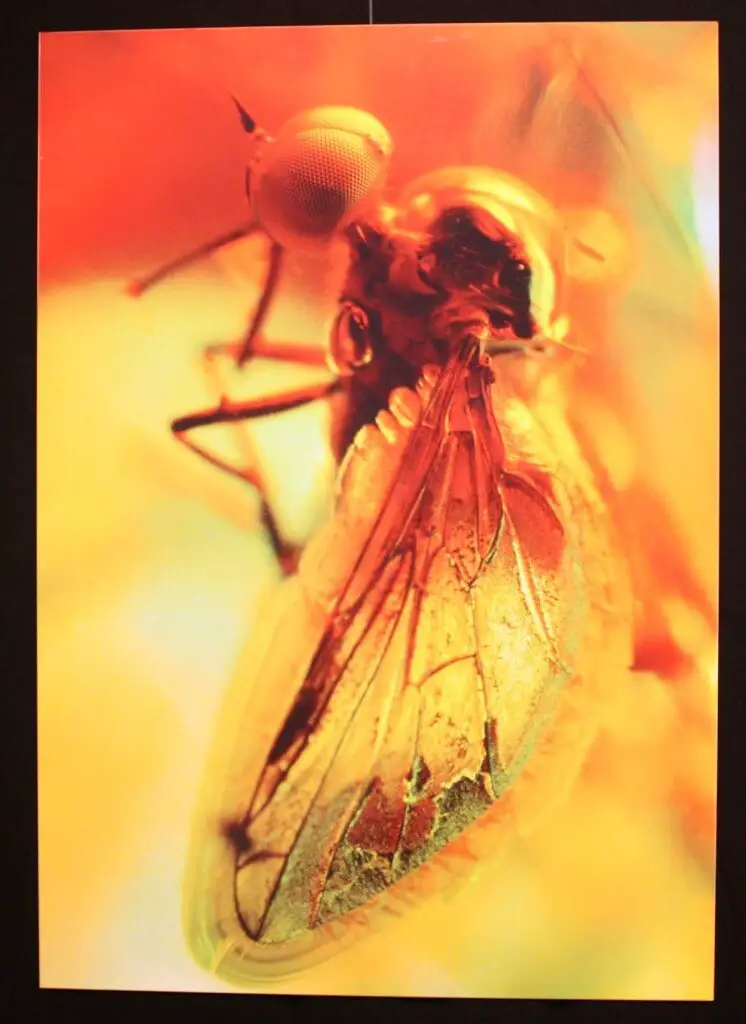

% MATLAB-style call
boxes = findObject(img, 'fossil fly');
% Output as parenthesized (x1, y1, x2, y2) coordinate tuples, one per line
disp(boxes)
(129, 86, 716, 984)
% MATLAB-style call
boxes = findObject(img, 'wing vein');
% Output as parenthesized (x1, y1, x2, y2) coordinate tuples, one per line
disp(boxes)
(254, 551, 417, 937)
(248, 553, 408, 821)
(502, 495, 563, 670)
(392, 680, 424, 870)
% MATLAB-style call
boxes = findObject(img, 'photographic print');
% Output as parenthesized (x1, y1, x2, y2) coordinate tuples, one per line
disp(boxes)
(37, 23, 718, 998)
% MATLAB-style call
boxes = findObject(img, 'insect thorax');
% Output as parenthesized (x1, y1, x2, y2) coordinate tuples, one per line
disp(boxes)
(346, 201, 538, 356)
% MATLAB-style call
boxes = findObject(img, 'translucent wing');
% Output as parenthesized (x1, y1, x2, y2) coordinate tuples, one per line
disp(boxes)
(474, 27, 712, 273)
(218, 340, 598, 950)
(182, 29, 715, 981)
(474, 28, 718, 646)
(469, 27, 715, 383)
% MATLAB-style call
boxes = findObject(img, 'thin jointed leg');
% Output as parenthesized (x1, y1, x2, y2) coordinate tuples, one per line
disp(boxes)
(126, 221, 263, 296)
(172, 377, 342, 574)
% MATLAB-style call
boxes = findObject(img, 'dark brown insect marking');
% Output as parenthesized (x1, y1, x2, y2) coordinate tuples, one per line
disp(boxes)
(399, 799, 438, 854)
(346, 777, 407, 856)
(267, 686, 319, 764)
(419, 205, 537, 339)
(342, 757, 439, 861)
(221, 819, 285, 875)
(221, 817, 253, 856)
(396, 756, 438, 854)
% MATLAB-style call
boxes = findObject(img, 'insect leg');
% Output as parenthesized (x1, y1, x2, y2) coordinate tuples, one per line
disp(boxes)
(201, 337, 329, 370)
(235, 241, 285, 368)
(172, 378, 343, 574)
(126, 220, 263, 297)
(199, 337, 330, 555)
(197, 312, 330, 576)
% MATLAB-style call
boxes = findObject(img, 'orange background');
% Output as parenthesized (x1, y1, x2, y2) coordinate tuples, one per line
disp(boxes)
(38, 24, 717, 996)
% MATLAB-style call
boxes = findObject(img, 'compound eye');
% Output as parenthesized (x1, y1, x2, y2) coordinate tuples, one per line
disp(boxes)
(328, 302, 375, 376)
(253, 108, 393, 251)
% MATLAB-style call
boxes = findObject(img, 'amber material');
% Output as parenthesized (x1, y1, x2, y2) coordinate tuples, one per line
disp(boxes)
(38, 24, 717, 998)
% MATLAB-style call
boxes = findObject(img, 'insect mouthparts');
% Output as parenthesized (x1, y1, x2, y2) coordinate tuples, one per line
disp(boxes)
(431, 303, 492, 354)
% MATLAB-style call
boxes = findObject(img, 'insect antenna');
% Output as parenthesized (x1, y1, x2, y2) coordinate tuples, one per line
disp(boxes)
(127, 97, 272, 298)
(231, 95, 258, 134)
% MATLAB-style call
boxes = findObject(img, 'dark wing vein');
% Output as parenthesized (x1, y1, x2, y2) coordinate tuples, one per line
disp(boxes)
(233, 342, 588, 938)
(251, 549, 417, 939)
(249, 339, 476, 814)
(231, 345, 479, 941)
(250, 550, 410, 819)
